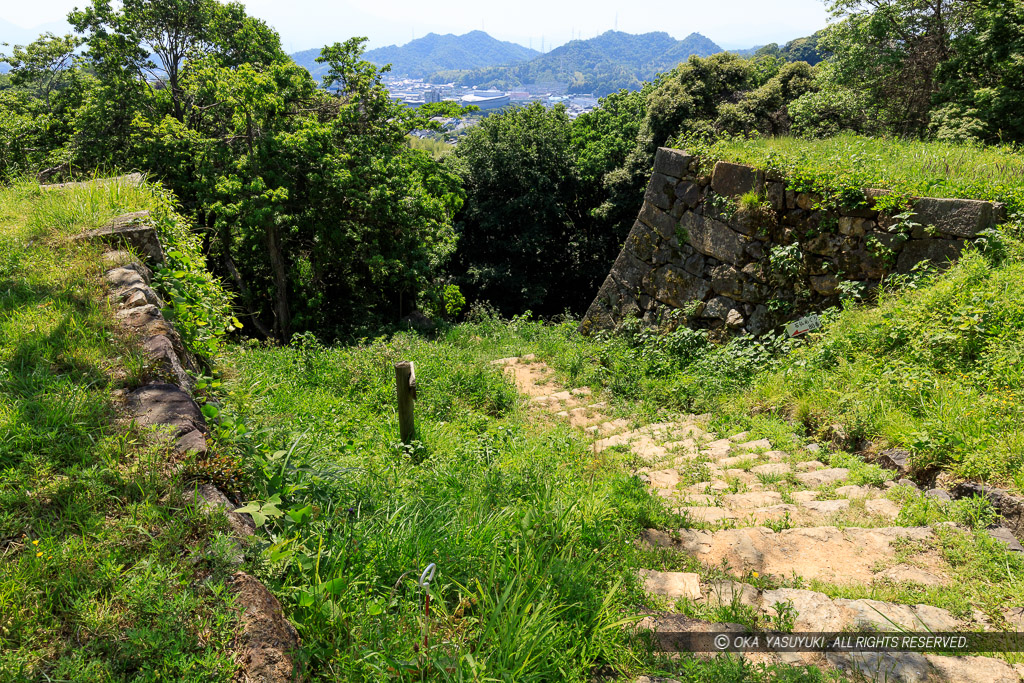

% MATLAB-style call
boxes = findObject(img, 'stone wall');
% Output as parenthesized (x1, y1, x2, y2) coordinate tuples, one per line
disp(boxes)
(581, 148, 1005, 336)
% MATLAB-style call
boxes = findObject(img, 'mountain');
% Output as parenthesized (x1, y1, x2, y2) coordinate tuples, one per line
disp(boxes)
(291, 30, 540, 81)
(446, 31, 725, 96)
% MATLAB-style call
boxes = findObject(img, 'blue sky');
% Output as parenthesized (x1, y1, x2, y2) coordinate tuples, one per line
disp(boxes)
(0, 0, 831, 53)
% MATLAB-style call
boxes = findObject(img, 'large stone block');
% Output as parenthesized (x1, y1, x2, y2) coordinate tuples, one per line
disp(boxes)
(910, 197, 999, 238)
(654, 147, 694, 179)
(610, 249, 650, 290)
(646, 265, 711, 308)
(896, 238, 965, 274)
(74, 211, 164, 262)
(645, 172, 677, 212)
(674, 181, 701, 210)
(639, 200, 678, 240)
(624, 220, 661, 263)
(711, 161, 763, 197)
(710, 264, 744, 298)
(680, 212, 748, 266)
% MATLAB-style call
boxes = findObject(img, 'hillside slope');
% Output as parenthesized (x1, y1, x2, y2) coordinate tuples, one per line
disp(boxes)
(450, 30, 724, 95)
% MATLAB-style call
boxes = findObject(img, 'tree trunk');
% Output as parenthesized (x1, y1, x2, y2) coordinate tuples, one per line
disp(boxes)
(265, 223, 292, 341)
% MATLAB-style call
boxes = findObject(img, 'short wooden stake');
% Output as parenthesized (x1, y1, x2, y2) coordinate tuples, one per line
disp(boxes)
(395, 361, 417, 443)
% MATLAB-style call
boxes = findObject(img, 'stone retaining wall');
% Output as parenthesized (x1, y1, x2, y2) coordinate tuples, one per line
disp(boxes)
(581, 148, 1006, 336)
(90, 214, 301, 683)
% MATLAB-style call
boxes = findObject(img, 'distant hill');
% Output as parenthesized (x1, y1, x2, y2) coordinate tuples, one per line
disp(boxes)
(291, 31, 539, 81)
(444, 31, 725, 96)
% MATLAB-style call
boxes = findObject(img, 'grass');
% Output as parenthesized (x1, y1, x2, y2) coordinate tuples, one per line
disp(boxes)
(0, 179, 239, 681)
(219, 318, 828, 682)
(689, 133, 1024, 214)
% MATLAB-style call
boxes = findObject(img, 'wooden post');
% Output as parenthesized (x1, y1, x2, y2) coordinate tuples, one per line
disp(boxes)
(395, 361, 417, 443)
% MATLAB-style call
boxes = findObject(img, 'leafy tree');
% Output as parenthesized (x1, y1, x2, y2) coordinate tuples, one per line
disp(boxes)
(448, 102, 583, 314)
(133, 37, 464, 339)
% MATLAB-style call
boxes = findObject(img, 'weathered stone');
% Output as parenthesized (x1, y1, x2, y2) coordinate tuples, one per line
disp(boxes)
(176, 429, 208, 457)
(763, 588, 844, 631)
(645, 173, 677, 212)
(838, 216, 872, 237)
(710, 264, 744, 297)
(795, 468, 849, 488)
(73, 211, 165, 262)
(876, 565, 948, 586)
(809, 274, 840, 296)
(926, 488, 952, 502)
(952, 483, 1024, 541)
(117, 304, 163, 329)
(610, 250, 650, 291)
(723, 492, 783, 509)
(711, 161, 763, 197)
(674, 181, 701, 210)
(639, 569, 702, 599)
(897, 238, 965, 274)
(654, 147, 694, 179)
(803, 499, 850, 514)
(679, 213, 748, 265)
(700, 580, 760, 609)
(639, 201, 679, 240)
(625, 221, 662, 263)
(143, 334, 193, 391)
(682, 252, 705, 277)
(911, 197, 999, 238)
(988, 527, 1024, 553)
(126, 383, 206, 440)
(877, 448, 912, 475)
(765, 182, 784, 212)
(702, 295, 739, 321)
(105, 265, 150, 289)
(751, 463, 791, 476)
(646, 265, 711, 308)
(865, 498, 902, 519)
(186, 483, 256, 538)
(746, 305, 772, 336)
(802, 232, 844, 257)
(230, 572, 301, 683)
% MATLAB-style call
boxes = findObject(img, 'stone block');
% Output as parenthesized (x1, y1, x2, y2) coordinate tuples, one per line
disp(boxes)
(711, 161, 763, 197)
(674, 181, 701, 210)
(126, 383, 207, 441)
(645, 173, 677, 212)
(766, 182, 785, 212)
(639, 201, 679, 240)
(710, 264, 743, 298)
(74, 211, 164, 262)
(810, 274, 840, 296)
(646, 265, 711, 308)
(624, 220, 662, 263)
(653, 147, 694, 179)
(911, 196, 999, 238)
(896, 239, 965, 274)
(680, 212, 747, 266)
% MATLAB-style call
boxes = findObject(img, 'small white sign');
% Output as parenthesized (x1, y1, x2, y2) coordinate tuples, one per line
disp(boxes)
(786, 314, 822, 337)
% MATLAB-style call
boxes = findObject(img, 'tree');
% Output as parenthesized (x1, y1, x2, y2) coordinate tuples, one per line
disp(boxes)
(449, 102, 583, 314)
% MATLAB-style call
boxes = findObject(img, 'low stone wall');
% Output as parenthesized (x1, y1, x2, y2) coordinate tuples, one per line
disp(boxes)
(89, 214, 301, 683)
(581, 148, 1006, 336)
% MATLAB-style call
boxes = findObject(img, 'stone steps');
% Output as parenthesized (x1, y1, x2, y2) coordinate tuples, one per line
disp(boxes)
(494, 356, 1021, 681)
(641, 525, 950, 586)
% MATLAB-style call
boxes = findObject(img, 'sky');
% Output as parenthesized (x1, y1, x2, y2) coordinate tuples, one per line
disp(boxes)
(0, 0, 832, 53)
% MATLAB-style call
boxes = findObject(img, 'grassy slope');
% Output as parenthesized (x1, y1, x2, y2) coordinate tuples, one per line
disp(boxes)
(695, 133, 1024, 212)
(0, 180, 239, 681)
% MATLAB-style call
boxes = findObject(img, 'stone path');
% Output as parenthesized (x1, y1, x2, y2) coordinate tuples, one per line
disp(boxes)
(492, 355, 1024, 682)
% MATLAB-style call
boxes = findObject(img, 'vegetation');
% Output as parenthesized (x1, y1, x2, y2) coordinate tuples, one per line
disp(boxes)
(219, 312, 830, 681)
(693, 133, 1024, 213)
(0, 180, 240, 680)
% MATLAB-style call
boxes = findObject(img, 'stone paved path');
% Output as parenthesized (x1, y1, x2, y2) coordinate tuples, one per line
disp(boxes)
(492, 355, 1024, 682)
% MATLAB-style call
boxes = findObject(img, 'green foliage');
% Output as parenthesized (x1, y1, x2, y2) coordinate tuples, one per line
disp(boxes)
(769, 243, 803, 282)
(820, 0, 1024, 143)
(735, 230, 1024, 484)
(449, 102, 587, 315)
(0, 183, 237, 680)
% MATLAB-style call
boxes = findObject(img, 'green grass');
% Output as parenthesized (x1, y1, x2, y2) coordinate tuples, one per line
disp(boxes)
(689, 133, 1024, 214)
(220, 318, 827, 682)
(728, 243, 1024, 486)
(0, 179, 239, 681)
